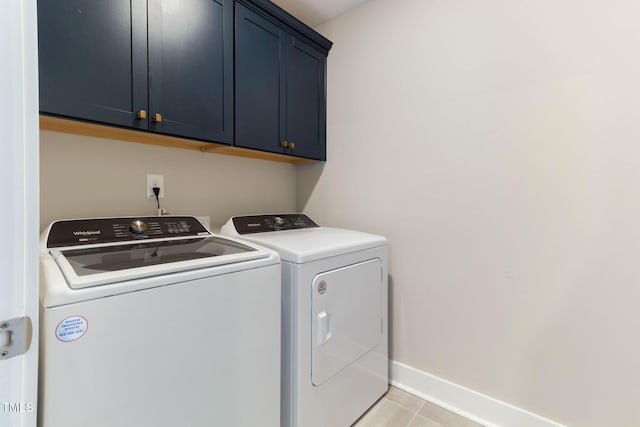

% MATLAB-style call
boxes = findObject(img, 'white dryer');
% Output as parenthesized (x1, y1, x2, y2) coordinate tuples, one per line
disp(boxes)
(221, 214, 388, 427)
(39, 216, 281, 427)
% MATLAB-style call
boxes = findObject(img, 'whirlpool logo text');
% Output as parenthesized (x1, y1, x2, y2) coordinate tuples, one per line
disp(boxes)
(73, 230, 101, 236)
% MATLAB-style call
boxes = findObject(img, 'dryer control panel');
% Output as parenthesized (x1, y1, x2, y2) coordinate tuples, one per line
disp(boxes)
(232, 214, 318, 234)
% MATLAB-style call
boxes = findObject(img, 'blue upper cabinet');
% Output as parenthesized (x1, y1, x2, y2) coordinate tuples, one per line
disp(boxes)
(38, 0, 331, 161)
(235, 1, 332, 161)
(38, 0, 234, 145)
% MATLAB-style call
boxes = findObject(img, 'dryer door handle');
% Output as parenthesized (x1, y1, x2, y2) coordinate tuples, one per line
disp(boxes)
(317, 311, 332, 346)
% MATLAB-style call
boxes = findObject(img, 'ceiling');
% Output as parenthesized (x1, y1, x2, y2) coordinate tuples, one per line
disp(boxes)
(271, 0, 368, 27)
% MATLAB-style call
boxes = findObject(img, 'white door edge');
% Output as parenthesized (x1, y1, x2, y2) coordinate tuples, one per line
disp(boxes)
(0, 1, 40, 426)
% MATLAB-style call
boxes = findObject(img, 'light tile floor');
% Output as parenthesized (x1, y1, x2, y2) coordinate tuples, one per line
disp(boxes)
(352, 386, 484, 427)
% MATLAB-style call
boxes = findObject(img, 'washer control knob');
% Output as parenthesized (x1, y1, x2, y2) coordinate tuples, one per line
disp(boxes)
(129, 220, 148, 234)
(274, 216, 285, 226)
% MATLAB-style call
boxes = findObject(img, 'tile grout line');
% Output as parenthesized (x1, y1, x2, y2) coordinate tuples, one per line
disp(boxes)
(387, 388, 483, 427)
(383, 395, 426, 415)
(410, 400, 429, 427)
(404, 411, 419, 427)
(384, 398, 425, 427)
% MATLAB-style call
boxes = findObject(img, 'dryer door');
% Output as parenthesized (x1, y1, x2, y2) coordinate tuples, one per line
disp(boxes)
(311, 258, 383, 386)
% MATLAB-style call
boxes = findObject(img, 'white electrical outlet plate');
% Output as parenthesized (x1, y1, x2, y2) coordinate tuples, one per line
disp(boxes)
(146, 174, 165, 199)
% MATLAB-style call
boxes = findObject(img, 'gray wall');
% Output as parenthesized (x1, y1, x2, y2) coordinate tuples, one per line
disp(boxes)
(298, 0, 640, 426)
(40, 130, 297, 231)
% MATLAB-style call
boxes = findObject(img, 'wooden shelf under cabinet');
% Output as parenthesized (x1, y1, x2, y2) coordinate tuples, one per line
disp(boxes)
(39, 115, 316, 164)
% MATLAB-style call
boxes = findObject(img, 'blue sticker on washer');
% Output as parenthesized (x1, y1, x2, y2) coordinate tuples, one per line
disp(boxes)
(55, 316, 88, 342)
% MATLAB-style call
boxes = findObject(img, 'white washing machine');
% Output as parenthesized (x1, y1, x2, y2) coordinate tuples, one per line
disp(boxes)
(39, 216, 281, 427)
(221, 214, 388, 427)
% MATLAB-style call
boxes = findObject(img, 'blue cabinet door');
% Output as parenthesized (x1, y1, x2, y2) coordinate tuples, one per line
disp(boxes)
(286, 36, 326, 160)
(234, 3, 286, 153)
(148, 0, 233, 144)
(38, 0, 148, 129)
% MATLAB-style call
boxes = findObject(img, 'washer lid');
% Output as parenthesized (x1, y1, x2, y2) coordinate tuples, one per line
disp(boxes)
(50, 235, 267, 289)
(230, 227, 387, 263)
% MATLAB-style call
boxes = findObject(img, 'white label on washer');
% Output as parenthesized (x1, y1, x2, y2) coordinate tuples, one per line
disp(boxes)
(55, 316, 88, 342)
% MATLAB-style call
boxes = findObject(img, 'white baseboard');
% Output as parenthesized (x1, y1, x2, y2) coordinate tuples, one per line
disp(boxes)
(390, 360, 566, 427)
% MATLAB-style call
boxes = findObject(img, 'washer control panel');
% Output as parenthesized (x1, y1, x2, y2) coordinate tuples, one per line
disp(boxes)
(47, 216, 210, 248)
(232, 214, 318, 234)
